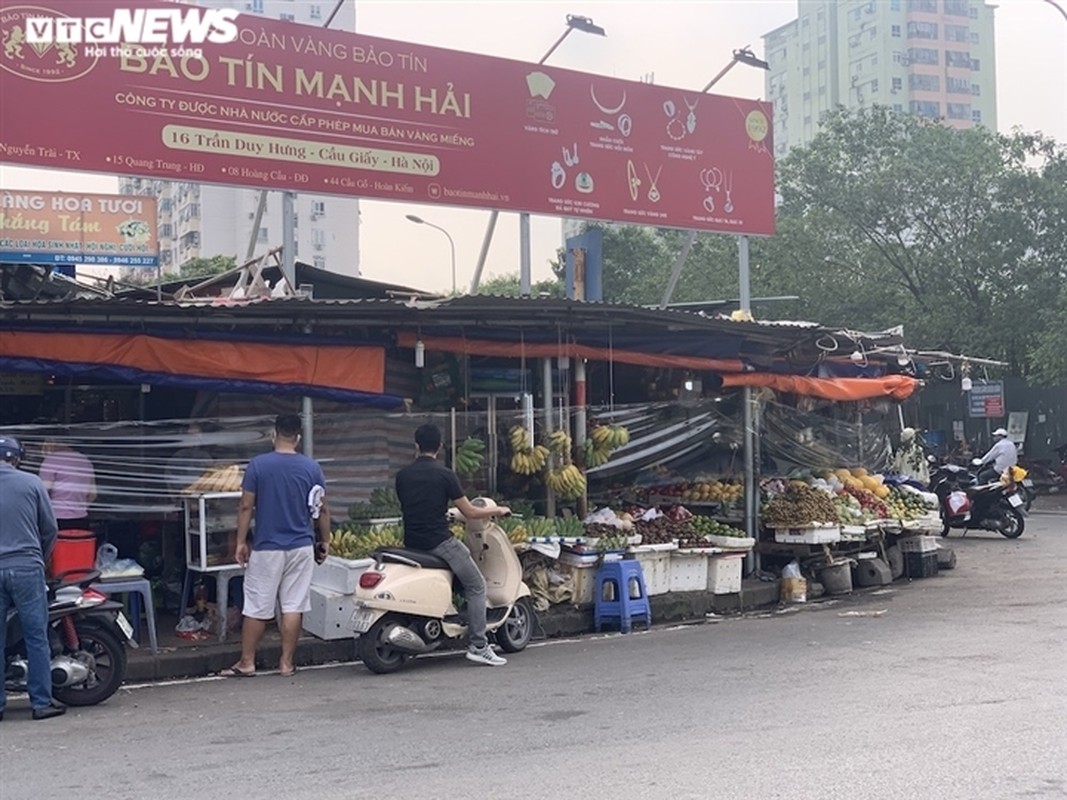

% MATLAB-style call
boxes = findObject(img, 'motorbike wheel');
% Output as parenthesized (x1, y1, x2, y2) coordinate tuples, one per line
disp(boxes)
(999, 508, 1025, 539)
(356, 614, 411, 675)
(53, 622, 127, 707)
(494, 597, 533, 653)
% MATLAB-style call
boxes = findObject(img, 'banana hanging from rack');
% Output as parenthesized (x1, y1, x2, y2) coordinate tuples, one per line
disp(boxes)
(454, 437, 486, 476)
(547, 429, 573, 456)
(509, 425, 531, 452)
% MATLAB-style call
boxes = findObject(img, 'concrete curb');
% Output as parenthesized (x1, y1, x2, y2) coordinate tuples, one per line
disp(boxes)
(126, 579, 785, 682)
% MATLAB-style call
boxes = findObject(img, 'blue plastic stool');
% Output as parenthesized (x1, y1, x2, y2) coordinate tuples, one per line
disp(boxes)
(594, 559, 652, 634)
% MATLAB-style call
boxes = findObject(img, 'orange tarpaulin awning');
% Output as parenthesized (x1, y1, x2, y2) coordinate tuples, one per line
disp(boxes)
(720, 373, 919, 401)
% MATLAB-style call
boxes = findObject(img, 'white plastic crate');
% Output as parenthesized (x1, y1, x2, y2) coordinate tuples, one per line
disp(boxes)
(311, 555, 374, 595)
(303, 587, 359, 640)
(898, 535, 939, 554)
(631, 548, 672, 596)
(669, 551, 709, 593)
(773, 524, 841, 544)
(708, 553, 743, 595)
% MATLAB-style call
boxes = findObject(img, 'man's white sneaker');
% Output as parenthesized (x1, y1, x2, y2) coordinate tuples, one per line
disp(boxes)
(466, 646, 507, 666)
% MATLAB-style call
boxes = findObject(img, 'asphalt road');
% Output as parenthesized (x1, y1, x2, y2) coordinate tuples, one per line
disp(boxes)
(2, 514, 1065, 800)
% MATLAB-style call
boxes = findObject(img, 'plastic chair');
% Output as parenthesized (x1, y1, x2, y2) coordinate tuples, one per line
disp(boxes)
(91, 576, 158, 654)
(594, 560, 652, 634)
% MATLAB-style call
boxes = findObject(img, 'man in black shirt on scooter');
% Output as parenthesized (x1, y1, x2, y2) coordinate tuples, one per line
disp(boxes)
(395, 423, 510, 666)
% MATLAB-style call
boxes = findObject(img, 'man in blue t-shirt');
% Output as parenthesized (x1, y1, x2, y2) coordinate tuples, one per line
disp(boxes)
(221, 414, 330, 678)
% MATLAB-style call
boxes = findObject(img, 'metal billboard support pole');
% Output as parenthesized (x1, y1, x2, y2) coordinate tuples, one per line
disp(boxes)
(738, 235, 760, 574)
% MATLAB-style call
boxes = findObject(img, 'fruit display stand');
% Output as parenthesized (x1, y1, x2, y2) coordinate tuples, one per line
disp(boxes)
(708, 552, 745, 594)
(627, 543, 676, 596)
(182, 492, 244, 642)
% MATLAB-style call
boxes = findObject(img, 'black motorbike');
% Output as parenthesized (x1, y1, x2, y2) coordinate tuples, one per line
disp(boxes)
(4, 570, 133, 707)
(928, 461, 1026, 539)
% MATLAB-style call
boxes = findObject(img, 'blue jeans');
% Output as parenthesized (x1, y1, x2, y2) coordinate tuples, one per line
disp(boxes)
(0, 565, 55, 711)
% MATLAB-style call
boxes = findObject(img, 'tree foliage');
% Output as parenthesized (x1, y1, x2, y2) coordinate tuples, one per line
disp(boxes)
(476, 273, 565, 298)
(178, 255, 237, 278)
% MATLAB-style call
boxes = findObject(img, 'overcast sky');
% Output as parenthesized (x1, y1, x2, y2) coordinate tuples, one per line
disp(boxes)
(1, 0, 1064, 292)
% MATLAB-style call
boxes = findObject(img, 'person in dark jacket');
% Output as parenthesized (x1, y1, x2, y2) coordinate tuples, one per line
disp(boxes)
(0, 436, 65, 720)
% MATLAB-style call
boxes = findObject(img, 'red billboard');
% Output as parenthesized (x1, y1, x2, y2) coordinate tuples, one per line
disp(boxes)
(0, 0, 775, 235)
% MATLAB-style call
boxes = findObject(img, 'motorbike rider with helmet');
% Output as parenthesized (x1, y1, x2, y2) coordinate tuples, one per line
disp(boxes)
(977, 428, 1018, 484)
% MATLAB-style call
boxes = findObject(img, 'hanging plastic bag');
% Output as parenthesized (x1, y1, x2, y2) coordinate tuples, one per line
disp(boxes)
(782, 560, 802, 579)
(95, 543, 119, 572)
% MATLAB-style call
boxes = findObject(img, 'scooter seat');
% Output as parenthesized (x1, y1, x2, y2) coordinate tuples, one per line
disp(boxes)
(375, 548, 450, 570)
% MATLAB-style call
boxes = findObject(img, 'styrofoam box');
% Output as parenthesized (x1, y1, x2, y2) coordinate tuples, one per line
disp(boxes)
(311, 555, 375, 595)
(773, 524, 841, 544)
(558, 562, 597, 606)
(669, 551, 709, 593)
(898, 535, 939, 554)
(708, 553, 743, 595)
(303, 586, 360, 640)
(631, 549, 672, 596)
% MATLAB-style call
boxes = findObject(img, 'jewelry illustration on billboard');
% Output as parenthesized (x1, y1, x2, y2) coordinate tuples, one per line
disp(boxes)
(575, 172, 595, 194)
(551, 161, 566, 190)
(590, 85, 626, 133)
(626, 160, 640, 202)
(684, 97, 699, 134)
(700, 166, 724, 212)
(723, 171, 734, 214)
(562, 144, 579, 167)
(643, 164, 663, 203)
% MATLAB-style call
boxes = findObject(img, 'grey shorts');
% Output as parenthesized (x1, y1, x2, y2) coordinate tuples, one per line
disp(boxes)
(242, 547, 315, 619)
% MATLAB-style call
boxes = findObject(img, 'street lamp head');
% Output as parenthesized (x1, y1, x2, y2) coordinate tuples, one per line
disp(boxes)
(733, 46, 770, 71)
(405, 214, 425, 224)
(566, 14, 605, 36)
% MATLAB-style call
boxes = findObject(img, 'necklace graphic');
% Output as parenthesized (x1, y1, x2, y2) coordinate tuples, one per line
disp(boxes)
(643, 163, 663, 203)
(684, 96, 699, 134)
(664, 96, 698, 141)
(626, 160, 640, 202)
(723, 171, 734, 214)
(562, 143, 579, 167)
(591, 84, 631, 137)
(700, 167, 724, 213)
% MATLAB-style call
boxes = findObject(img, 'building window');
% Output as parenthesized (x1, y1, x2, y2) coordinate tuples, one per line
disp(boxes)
(803, 66, 811, 76)
(893, 103, 904, 113)
(817, 59, 826, 70)
(971, 83, 981, 95)
(803, 42, 810, 52)
(969, 6, 979, 18)
(946, 102, 971, 120)
(908, 0, 938, 11)
(309, 4, 322, 19)
(891, 24, 901, 37)
(819, 85, 827, 94)
(257, 227, 269, 242)
(909, 73, 941, 91)
(910, 100, 941, 117)
(851, 8, 862, 21)
(871, 54, 878, 65)
(803, 115, 812, 126)
(279, 13, 295, 21)
(891, 0, 901, 9)
(159, 223, 172, 238)
(908, 47, 939, 65)
(972, 109, 982, 123)
(313, 256, 326, 268)
(871, 78, 879, 93)
(803, 91, 812, 101)
(312, 229, 327, 250)
(907, 21, 939, 39)
(251, 0, 263, 12)
(892, 76, 903, 91)
(947, 76, 971, 94)
(971, 58, 980, 70)
(970, 32, 979, 44)
(869, 27, 878, 40)
(312, 200, 326, 217)
(944, 24, 969, 42)
(945, 50, 971, 68)
(945, 0, 970, 16)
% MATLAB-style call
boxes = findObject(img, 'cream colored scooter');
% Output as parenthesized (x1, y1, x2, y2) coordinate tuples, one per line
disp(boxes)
(351, 498, 534, 674)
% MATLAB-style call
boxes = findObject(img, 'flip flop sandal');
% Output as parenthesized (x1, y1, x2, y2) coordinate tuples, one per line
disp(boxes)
(220, 666, 256, 678)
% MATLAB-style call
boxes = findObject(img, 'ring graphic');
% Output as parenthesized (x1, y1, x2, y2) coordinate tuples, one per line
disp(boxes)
(551, 161, 566, 190)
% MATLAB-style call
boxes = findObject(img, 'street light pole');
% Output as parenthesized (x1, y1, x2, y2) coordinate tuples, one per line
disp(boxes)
(406, 214, 456, 295)
(469, 14, 606, 296)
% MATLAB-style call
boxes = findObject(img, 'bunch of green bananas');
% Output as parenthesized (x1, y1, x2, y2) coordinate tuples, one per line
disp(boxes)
(525, 516, 556, 539)
(368, 486, 401, 516)
(546, 464, 587, 499)
(454, 437, 485, 476)
(555, 516, 585, 538)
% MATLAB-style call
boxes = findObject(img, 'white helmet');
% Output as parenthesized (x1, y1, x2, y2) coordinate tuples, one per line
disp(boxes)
(993, 428, 1008, 437)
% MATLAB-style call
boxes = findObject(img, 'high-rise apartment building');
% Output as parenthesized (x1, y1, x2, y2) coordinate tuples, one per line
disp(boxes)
(120, 0, 361, 275)
(762, 0, 997, 154)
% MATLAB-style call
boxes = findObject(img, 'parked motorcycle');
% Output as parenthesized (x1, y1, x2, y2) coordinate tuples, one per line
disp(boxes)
(928, 460, 1026, 538)
(351, 498, 534, 674)
(4, 570, 133, 706)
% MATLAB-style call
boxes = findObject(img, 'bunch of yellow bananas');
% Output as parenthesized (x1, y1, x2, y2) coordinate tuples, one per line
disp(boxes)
(583, 424, 631, 468)
(510, 446, 549, 475)
(547, 429, 573, 456)
(329, 525, 403, 560)
(546, 464, 587, 499)
(509, 425, 532, 451)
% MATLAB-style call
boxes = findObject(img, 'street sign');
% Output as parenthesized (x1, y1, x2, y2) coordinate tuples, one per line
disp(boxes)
(968, 381, 1004, 418)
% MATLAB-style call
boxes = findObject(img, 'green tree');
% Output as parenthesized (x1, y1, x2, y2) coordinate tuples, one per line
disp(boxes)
(476, 273, 564, 297)
(178, 255, 237, 279)
(753, 107, 1066, 376)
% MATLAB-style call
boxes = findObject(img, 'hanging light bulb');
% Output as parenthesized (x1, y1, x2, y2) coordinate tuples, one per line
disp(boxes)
(961, 376, 973, 391)
(414, 339, 425, 368)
